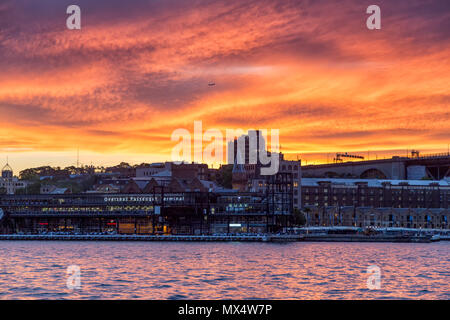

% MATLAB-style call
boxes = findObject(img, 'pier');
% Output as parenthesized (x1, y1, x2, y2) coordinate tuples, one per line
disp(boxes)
(300, 234, 432, 243)
(0, 232, 442, 243)
(0, 234, 302, 242)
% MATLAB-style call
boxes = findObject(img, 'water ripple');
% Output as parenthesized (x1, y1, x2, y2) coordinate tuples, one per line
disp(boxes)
(0, 241, 448, 299)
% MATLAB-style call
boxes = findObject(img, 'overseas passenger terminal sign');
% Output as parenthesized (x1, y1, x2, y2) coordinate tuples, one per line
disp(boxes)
(103, 196, 184, 202)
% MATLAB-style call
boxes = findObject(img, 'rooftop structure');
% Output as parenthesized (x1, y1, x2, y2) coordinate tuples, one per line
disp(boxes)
(1, 163, 13, 179)
(0, 162, 27, 194)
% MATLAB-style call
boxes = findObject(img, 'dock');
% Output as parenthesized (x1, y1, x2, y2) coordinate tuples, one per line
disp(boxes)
(0, 233, 440, 243)
(0, 234, 302, 242)
(300, 234, 432, 243)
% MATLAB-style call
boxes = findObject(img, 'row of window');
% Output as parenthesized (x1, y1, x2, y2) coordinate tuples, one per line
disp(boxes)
(303, 187, 448, 194)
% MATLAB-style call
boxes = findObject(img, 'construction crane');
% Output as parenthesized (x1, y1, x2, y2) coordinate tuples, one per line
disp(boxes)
(411, 150, 420, 158)
(333, 152, 365, 163)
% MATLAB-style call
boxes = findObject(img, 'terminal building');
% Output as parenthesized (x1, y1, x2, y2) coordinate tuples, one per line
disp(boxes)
(0, 188, 293, 235)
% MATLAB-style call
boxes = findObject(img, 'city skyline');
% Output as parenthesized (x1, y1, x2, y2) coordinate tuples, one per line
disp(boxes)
(1, 0, 449, 172)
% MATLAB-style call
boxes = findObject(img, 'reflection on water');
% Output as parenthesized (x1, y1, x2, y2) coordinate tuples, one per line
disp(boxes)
(0, 241, 448, 299)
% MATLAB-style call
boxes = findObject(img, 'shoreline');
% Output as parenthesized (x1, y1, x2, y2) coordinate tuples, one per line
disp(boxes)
(0, 233, 445, 243)
(0, 234, 287, 242)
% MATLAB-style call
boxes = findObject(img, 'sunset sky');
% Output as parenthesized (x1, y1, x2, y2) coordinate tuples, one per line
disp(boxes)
(0, 0, 449, 172)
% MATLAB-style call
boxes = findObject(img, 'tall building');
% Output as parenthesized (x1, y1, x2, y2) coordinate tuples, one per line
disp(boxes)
(228, 130, 270, 180)
(231, 147, 248, 191)
(228, 130, 266, 165)
(227, 130, 301, 209)
(0, 162, 27, 194)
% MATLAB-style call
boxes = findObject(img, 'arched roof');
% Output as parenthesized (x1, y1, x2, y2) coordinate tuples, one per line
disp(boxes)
(2, 163, 12, 173)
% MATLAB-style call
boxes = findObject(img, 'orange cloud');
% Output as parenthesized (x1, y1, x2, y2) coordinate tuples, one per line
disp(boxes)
(0, 0, 449, 171)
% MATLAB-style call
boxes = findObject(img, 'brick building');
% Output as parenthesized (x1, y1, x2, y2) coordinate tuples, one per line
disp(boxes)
(301, 178, 450, 229)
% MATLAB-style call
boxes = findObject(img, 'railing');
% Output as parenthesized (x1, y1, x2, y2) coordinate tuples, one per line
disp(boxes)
(405, 152, 450, 160)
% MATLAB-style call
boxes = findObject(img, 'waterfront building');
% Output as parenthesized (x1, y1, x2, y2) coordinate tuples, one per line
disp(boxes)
(301, 178, 449, 209)
(0, 187, 292, 235)
(301, 178, 450, 229)
(302, 206, 449, 229)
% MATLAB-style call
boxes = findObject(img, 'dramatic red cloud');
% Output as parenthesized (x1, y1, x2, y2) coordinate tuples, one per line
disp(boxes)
(0, 0, 449, 171)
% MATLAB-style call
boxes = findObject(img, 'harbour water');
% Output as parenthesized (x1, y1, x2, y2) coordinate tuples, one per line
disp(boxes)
(0, 241, 448, 299)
